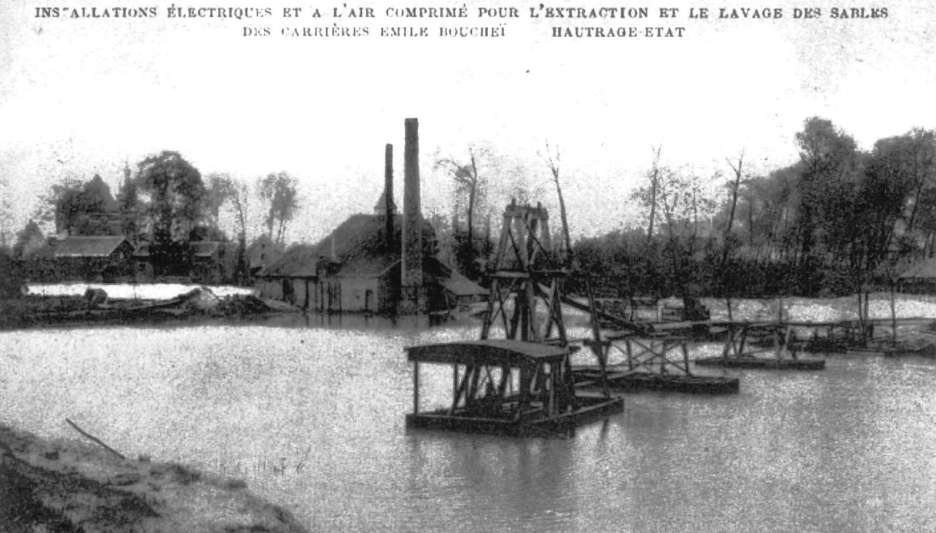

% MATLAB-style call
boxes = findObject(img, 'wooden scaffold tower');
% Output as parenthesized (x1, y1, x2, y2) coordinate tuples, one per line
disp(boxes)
(481, 200, 568, 344)
(403, 200, 623, 436)
(475, 200, 606, 412)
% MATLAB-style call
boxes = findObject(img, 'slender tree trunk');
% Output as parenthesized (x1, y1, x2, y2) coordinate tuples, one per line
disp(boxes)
(467, 183, 475, 263)
(906, 152, 924, 233)
(556, 184, 572, 264)
(890, 280, 897, 345)
(646, 146, 662, 247)
(232, 190, 249, 284)
(722, 153, 745, 323)
(544, 142, 573, 265)
(856, 286, 871, 345)
(466, 152, 479, 275)
(277, 217, 287, 245)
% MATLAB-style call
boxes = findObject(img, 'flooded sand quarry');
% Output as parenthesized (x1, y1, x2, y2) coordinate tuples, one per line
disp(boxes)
(1, 309, 935, 532)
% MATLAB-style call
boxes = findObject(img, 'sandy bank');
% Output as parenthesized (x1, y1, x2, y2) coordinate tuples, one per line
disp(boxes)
(0, 423, 308, 532)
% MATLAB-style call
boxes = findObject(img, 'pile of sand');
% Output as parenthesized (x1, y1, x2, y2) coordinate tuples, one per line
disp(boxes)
(0, 424, 308, 532)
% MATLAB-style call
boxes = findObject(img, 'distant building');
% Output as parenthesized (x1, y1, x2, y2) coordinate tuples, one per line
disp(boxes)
(191, 241, 238, 284)
(257, 217, 484, 313)
(257, 119, 485, 313)
(246, 235, 284, 276)
(25, 235, 135, 282)
(133, 240, 236, 284)
(897, 257, 936, 293)
(438, 269, 488, 310)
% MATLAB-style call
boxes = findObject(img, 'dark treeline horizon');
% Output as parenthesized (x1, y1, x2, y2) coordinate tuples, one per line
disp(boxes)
(566, 117, 936, 299)
(5, 116, 936, 303)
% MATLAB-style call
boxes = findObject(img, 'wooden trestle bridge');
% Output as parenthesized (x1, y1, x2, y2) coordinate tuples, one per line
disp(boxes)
(406, 201, 625, 436)
(405, 201, 933, 436)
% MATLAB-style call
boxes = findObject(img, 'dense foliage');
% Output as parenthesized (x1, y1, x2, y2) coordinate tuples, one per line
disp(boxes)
(573, 118, 936, 298)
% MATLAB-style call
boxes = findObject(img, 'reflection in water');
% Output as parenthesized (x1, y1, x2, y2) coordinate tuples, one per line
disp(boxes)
(1, 312, 935, 532)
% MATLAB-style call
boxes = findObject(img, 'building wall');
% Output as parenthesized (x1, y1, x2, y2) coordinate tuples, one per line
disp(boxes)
(191, 258, 223, 285)
(256, 278, 284, 301)
(257, 277, 327, 310)
(47, 244, 135, 282)
(134, 260, 154, 283)
(294, 278, 309, 309)
(376, 272, 396, 313)
(338, 277, 379, 312)
(257, 271, 431, 314)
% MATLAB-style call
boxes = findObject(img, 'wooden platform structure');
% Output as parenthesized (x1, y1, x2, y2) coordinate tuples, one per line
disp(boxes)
(569, 294, 740, 394)
(693, 317, 932, 369)
(404, 202, 623, 436)
(573, 328, 740, 394)
(587, 315, 935, 370)
(405, 340, 623, 436)
(792, 316, 936, 354)
(689, 321, 826, 370)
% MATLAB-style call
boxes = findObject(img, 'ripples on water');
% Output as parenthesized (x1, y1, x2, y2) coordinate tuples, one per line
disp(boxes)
(1, 308, 935, 532)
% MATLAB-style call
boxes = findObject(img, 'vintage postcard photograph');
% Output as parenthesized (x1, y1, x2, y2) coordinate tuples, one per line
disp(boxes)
(1, 0, 934, 531)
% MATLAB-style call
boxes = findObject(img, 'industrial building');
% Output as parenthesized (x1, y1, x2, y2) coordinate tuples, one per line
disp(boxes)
(257, 118, 485, 314)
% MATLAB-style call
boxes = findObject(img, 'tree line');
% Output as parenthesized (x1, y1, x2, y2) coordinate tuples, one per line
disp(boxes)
(574, 117, 936, 299)
(3, 117, 933, 299)
(4, 150, 299, 283)
(434, 141, 575, 280)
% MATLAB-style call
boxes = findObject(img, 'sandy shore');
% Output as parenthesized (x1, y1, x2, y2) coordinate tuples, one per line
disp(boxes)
(0, 423, 309, 532)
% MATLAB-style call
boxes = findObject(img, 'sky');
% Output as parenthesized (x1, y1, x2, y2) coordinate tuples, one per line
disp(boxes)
(2, 0, 935, 245)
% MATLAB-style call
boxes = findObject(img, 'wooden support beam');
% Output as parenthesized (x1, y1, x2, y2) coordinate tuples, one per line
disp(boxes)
(509, 292, 521, 339)
(497, 365, 511, 397)
(450, 366, 472, 415)
(452, 364, 458, 403)
(467, 365, 481, 406)
(681, 342, 692, 377)
(413, 362, 420, 415)
(784, 326, 795, 360)
(516, 365, 532, 421)
(522, 281, 534, 341)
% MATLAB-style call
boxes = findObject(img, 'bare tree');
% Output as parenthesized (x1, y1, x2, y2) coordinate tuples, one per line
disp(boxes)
(436, 147, 486, 275)
(723, 151, 744, 257)
(206, 173, 251, 283)
(644, 145, 663, 247)
(543, 141, 572, 265)
(721, 150, 746, 320)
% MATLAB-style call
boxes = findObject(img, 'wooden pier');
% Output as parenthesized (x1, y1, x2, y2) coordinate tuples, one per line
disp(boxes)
(405, 202, 625, 437)
(403, 201, 936, 437)
(693, 316, 934, 368)
(567, 294, 739, 393)
(405, 340, 623, 437)
(694, 321, 826, 370)
(572, 330, 740, 394)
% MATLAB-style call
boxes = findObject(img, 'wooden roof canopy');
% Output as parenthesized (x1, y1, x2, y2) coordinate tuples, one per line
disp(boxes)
(405, 340, 569, 366)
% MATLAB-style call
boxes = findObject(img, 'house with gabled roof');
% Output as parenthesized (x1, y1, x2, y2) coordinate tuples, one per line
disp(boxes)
(25, 235, 135, 282)
(246, 234, 284, 276)
(256, 211, 442, 312)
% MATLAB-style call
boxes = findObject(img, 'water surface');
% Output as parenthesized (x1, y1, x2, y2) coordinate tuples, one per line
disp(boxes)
(1, 304, 935, 532)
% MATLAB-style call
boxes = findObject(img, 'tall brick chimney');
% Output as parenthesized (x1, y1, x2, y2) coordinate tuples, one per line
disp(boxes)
(384, 143, 394, 250)
(400, 118, 423, 312)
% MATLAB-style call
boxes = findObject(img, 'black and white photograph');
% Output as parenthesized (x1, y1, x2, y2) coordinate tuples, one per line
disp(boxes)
(1, 1, 934, 531)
